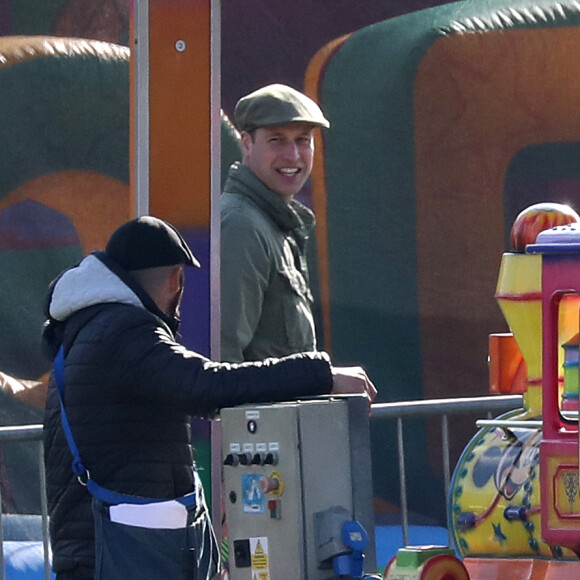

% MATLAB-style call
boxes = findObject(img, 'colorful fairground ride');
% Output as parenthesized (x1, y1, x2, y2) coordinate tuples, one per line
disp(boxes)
(385, 203, 580, 579)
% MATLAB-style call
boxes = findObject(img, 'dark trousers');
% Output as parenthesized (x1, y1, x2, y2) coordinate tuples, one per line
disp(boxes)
(56, 573, 93, 580)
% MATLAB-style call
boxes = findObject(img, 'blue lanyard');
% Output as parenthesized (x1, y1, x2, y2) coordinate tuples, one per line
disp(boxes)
(53, 345, 197, 507)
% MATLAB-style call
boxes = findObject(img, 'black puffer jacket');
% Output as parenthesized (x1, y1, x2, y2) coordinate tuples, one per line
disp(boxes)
(42, 251, 333, 576)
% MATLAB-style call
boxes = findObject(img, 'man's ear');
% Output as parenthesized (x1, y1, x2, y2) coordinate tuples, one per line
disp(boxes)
(240, 131, 252, 157)
(168, 265, 183, 294)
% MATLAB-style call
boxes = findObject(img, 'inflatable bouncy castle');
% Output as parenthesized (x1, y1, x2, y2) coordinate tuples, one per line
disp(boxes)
(0, 31, 241, 512)
(0, 35, 131, 515)
(0, 30, 241, 578)
(7, 1, 580, 577)
(304, 0, 580, 521)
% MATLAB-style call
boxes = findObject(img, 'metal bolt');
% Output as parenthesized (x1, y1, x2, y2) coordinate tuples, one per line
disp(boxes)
(175, 40, 186, 52)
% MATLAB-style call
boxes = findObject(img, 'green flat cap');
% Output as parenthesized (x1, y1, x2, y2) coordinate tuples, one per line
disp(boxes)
(234, 84, 330, 132)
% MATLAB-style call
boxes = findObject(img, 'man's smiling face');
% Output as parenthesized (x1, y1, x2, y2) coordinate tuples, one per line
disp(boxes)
(241, 124, 315, 202)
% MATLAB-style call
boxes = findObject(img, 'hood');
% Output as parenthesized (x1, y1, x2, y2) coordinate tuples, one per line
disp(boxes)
(48, 253, 143, 322)
(42, 251, 180, 361)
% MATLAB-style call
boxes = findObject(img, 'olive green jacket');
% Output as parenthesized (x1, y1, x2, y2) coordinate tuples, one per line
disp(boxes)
(220, 163, 316, 362)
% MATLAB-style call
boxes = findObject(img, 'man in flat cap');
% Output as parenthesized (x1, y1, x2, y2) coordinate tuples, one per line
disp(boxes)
(42, 216, 376, 580)
(221, 84, 329, 363)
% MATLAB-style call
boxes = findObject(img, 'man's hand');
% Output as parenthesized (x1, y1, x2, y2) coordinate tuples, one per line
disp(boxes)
(331, 366, 377, 403)
(0, 371, 48, 409)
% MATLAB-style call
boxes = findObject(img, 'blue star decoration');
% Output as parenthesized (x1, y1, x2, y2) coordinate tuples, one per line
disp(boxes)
(492, 522, 507, 546)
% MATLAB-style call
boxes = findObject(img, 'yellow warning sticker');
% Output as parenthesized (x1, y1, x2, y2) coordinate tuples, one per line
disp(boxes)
(250, 537, 270, 579)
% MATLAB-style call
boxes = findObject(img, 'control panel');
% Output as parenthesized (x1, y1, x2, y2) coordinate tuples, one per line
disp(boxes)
(220, 395, 376, 579)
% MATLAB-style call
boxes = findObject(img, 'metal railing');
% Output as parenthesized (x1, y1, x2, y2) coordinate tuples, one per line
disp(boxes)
(371, 394, 524, 547)
(0, 394, 524, 579)
(0, 425, 49, 580)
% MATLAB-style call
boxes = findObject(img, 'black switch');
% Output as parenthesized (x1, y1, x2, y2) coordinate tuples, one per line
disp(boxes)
(223, 453, 238, 466)
(251, 452, 264, 465)
(233, 539, 251, 568)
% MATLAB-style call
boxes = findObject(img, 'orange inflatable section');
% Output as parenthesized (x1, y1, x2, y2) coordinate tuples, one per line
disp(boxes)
(304, 33, 351, 353)
(414, 27, 580, 403)
(0, 170, 130, 253)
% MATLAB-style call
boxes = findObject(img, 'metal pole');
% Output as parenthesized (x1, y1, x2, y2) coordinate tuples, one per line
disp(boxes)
(441, 414, 453, 547)
(0, 425, 44, 441)
(134, 0, 150, 217)
(0, 452, 4, 580)
(396, 417, 409, 546)
(371, 394, 522, 418)
(38, 442, 50, 580)
(0, 427, 45, 580)
(210, 0, 224, 549)
(476, 419, 543, 429)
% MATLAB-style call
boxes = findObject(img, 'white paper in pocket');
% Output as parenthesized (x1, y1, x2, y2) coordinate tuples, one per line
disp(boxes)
(109, 499, 188, 529)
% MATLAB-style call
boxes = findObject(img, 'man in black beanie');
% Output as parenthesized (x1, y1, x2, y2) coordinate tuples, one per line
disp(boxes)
(43, 216, 376, 580)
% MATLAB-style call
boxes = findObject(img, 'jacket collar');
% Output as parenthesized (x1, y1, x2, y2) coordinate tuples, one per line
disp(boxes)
(223, 162, 315, 235)
(43, 251, 180, 356)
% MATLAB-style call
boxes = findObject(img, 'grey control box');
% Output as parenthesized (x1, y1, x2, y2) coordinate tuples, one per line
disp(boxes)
(220, 395, 376, 580)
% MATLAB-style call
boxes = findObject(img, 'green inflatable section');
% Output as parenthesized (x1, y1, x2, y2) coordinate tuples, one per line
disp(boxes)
(0, 43, 129, 381)
(0, 40, 240, 381)
(319, 0, 580, 520)
(0, 242, 83, 378)
(0, 48, 129, 198)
